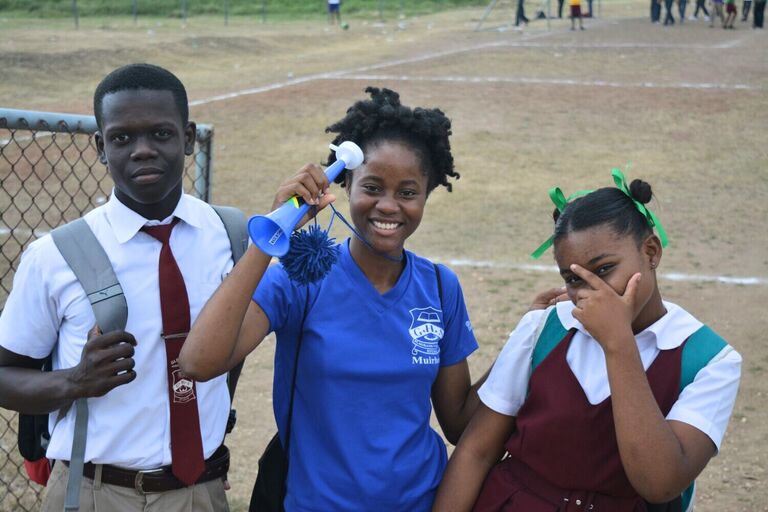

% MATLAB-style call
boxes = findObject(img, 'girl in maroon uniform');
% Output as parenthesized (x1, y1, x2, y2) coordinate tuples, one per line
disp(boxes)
(432, 172, 741, 512)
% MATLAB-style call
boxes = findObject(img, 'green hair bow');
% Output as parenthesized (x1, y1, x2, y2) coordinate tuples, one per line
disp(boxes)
(530, 169, 668, 259)
(611, 168, 668, 248)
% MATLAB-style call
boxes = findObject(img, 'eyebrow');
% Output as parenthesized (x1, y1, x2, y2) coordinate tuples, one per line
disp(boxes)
(358, 176, 422, 188)
(588, 253, 615, 265)
(105, 121, 177, 132)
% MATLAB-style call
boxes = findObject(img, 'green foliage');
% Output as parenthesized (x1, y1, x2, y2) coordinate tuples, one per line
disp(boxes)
(0, 0, 486, 19)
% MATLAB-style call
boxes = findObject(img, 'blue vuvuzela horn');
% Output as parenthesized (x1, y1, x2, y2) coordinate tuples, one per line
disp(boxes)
(247, 141, 364, 257)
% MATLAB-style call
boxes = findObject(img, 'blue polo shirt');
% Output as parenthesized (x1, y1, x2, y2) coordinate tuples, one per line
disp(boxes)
(253, 240, 478, 512)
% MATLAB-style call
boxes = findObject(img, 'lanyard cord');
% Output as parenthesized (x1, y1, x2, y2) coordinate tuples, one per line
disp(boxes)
(327, 203, 404, 263)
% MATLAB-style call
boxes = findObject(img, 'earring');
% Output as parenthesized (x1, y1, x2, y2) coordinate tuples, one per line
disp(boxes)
(650, 262, 657, 269)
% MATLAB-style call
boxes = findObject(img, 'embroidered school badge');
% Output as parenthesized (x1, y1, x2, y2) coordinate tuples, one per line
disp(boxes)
(409, 307, 443, 364)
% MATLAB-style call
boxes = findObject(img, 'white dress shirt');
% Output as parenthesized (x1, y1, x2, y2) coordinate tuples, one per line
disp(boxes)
(0, 192, 235, 469)
(479, 300, 742, 451)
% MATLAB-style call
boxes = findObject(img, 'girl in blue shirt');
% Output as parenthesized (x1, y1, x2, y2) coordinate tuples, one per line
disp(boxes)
(181, 88, 560, 511)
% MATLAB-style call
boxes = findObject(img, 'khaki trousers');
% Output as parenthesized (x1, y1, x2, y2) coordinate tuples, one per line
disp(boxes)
(42, 461, 229, 512)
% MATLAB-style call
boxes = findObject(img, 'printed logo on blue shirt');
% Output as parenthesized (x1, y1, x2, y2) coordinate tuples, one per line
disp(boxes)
(409, 307, 443, 365)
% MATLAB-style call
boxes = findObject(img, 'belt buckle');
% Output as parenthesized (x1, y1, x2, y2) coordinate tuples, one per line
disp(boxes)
(134, 468, 164, 495)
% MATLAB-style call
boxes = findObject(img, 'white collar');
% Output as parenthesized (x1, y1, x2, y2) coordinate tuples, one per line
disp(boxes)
(556, 300, 703, 350)
(105, 191, 204, 244)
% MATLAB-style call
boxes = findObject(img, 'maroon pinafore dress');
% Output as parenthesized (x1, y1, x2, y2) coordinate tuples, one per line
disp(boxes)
(473, 329, 684, 512)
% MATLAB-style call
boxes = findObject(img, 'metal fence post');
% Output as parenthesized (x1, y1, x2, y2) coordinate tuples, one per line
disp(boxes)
(71, 0, 79, 29)
(194, 124, 214, 203)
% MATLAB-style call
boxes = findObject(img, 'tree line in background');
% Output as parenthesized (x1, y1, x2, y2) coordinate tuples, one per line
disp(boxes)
(0, 0, 486, 18)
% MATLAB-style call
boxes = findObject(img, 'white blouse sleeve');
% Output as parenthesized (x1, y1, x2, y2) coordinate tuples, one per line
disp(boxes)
(478, 308, 548, 417)
(666, 345, 742, 451)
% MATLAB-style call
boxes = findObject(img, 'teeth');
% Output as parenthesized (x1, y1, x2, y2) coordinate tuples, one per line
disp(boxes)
(372, 220, 399, 230)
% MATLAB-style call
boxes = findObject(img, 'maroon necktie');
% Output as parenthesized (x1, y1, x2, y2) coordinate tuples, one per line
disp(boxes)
(142, 218, 205, 486)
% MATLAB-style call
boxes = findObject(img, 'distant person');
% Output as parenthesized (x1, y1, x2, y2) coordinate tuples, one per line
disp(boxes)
(558, 0, 565, 17)
(571, 0, 585, 29)
(328, 0, 341, 25)
(664, 0, 677, 24)
(724, 0, 738, 26)
(754, 0, 766, 26)
(692, 0, 710, 18)
(515, 0, 530, 26)
(679, 0, 689, 21)
(710, 0, 725, 26)
(586, 0, 594, 16)
(741, 0, 751, 20)
(651, 0, 663, 22)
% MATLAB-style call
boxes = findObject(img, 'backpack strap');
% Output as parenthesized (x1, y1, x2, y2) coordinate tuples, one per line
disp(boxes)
(51, 219, 127, 333)
(211, 205, 248, 265)
(210, 205, 248, 432)
(433, 263, 444, 311)
(50, 218, 127, 512)
(531, 306, 568, 373)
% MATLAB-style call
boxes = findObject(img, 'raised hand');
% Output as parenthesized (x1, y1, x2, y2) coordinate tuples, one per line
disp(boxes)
(569, 264, 641, 352)
(528, 286, 568, 311)
(272, 163, 337, 229)
(69, 325, 137, 398)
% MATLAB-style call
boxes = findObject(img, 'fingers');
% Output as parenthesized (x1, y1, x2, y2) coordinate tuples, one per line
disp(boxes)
(275, 164, 329, 208)
(569, 264, 607, 291)
(540, 286, 567, 303)
(622, 273, 642, 307)
(84, 329, 137, 350)
(88, 324, 102, 340)
(101, 348, 136, 371)
(94, 370, 137, 397)
(528, 286, 567, 311)
(316, 192, 336, 211)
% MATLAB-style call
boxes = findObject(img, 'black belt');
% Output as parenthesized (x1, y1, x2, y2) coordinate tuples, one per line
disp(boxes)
(64, 445, 229, 494)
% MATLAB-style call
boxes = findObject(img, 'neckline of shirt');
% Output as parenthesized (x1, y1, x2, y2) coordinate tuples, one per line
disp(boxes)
(104, 190, 205, 244)
(339, 238, 412, 307)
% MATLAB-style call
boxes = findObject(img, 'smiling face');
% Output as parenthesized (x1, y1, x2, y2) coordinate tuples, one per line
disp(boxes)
(554, 224, 664, 331)
(346, 140, 428, 261)
(95, 88, 195, 220)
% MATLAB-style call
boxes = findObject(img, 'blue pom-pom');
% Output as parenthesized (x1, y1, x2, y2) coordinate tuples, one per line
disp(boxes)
(280, 224, 340, 285)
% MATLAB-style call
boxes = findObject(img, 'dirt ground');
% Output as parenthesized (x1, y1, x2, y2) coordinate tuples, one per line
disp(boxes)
(1, 2, 767, 511)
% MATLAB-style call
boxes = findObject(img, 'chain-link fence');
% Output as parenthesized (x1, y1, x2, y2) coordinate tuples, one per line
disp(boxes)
(0, 108, 214, 511)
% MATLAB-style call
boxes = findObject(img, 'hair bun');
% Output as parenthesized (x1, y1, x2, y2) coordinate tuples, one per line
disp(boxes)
(628, 179, 653, 204)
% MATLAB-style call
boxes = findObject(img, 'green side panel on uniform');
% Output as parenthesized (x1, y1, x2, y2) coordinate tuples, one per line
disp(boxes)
(680, 482, 695, 512)
(678, 327, 726, 511)
(680, 325, 727, 392)
(531, 308, 569, 372)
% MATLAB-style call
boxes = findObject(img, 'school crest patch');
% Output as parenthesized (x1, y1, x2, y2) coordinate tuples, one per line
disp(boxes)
(409, 307, 443, 363)
(171, 360, 196, 403)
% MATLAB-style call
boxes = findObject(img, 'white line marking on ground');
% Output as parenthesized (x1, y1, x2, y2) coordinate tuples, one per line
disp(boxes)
(437, 258, 768, 286)
(502, 41, 725, 49)
(327, 74, 756, 90)
(188, 24, 742, 106)
(1, 225, 761, 286)
(189, 29, 563, 106)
